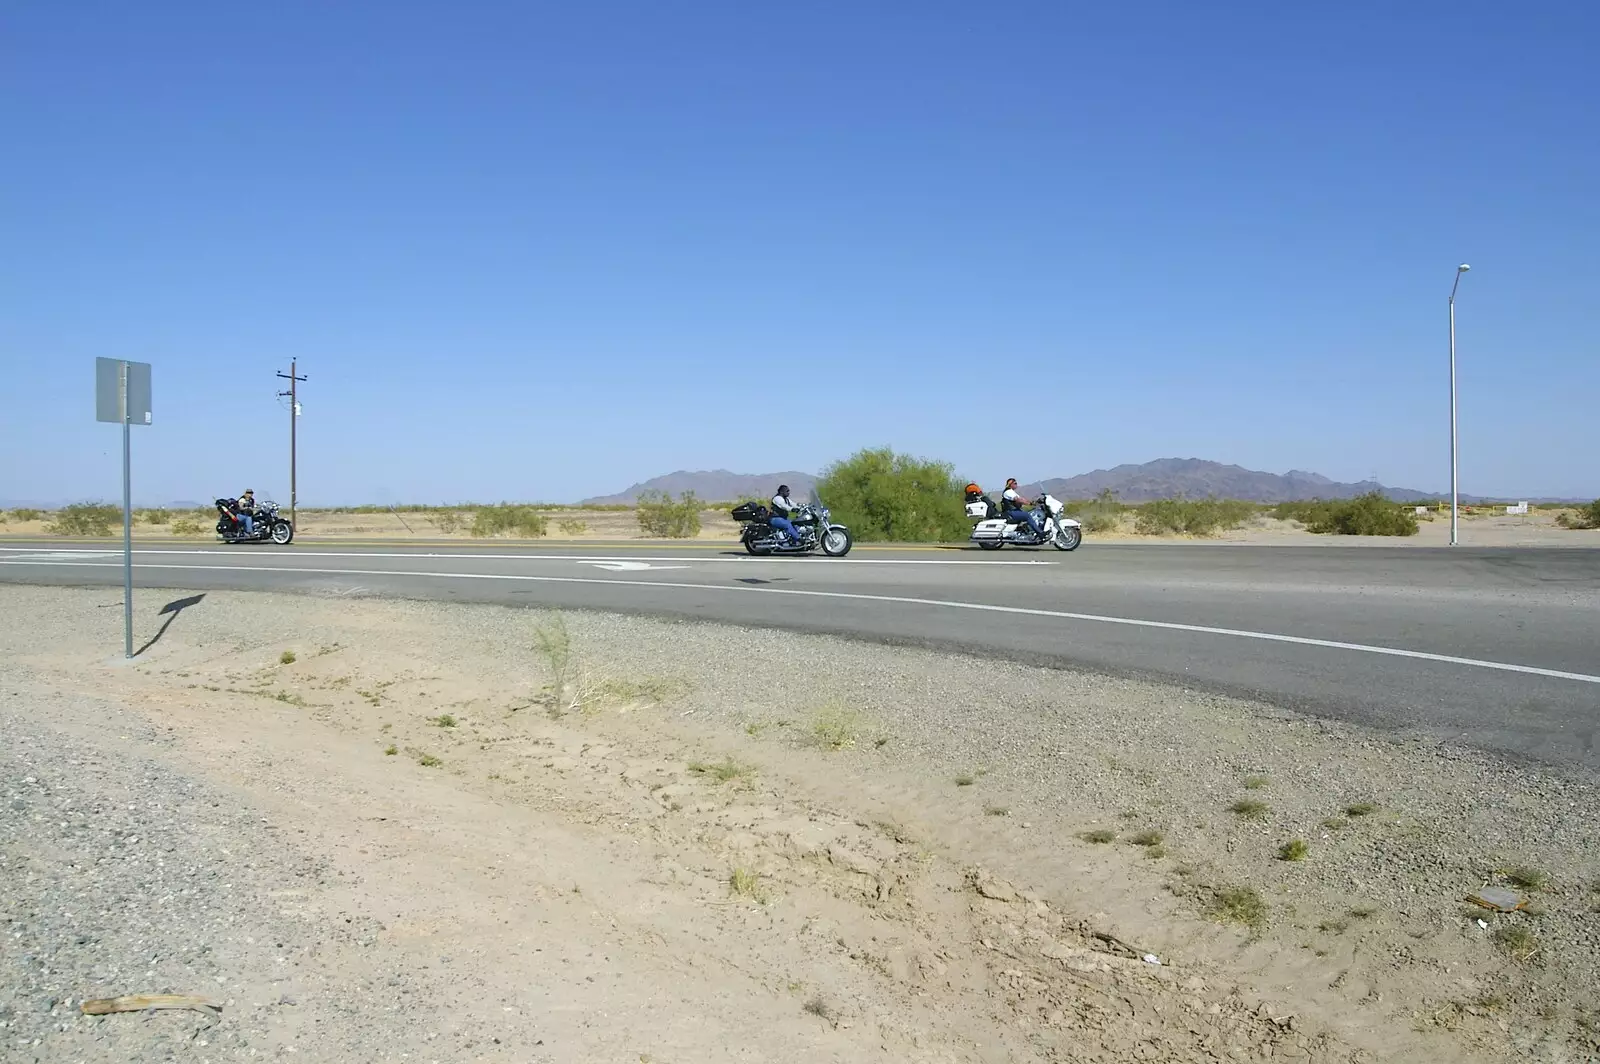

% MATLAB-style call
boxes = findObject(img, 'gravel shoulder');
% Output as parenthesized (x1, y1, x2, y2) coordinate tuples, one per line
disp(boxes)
(2, 584, 1597, 1063)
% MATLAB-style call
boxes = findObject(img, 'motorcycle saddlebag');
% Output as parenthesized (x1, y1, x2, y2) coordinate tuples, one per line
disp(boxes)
(730, 502, 770, 522)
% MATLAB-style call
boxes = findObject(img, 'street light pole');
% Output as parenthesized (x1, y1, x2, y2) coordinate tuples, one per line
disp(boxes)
(1448, 264, 1470, 546)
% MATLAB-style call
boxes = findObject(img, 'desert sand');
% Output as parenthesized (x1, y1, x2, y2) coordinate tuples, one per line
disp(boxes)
(4, 585, 1597, 1062)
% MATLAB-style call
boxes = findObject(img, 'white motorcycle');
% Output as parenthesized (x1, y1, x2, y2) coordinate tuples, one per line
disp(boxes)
(967, 492, 1082, 551)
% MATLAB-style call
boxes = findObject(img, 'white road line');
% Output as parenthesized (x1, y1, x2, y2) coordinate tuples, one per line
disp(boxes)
(5, 558, 1598, 686)
(0, 546, 1050, 566)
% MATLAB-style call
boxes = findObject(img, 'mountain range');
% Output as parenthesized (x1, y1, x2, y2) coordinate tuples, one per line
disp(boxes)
(1030, 459, 1444, 503)
(580, 470, 818, 506)
(583, 460, 1482, 506)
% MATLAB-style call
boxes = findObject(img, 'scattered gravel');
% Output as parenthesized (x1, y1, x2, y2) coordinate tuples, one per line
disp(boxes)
(0, 685, 433, 1063)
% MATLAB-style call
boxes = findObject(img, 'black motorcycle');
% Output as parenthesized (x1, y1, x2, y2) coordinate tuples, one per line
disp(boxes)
(215, 498, 294, 545)
(731, 498, 853, 557)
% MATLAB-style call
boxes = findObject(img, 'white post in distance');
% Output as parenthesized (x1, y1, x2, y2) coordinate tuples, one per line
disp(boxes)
(1448, 264, 1470, 547)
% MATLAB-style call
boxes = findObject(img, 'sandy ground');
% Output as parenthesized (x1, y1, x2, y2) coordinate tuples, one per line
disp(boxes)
(3, 586, 1597, 1063)
(3, 506, 1597, 548)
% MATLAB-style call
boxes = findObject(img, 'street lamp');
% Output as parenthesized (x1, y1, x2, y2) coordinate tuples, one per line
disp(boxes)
(1449, 263, 1470, 546)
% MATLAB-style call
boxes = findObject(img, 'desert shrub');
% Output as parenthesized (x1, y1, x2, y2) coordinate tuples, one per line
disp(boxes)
(170, 518, 204, 536)
(1134, 497, 1256, 537)
(1063, 489, 1126, 534)
(557, 518, 588, 535)
(48, 502, 120, 536)
(432, 508, 465, 534)
(142, 508, 172, 525)
(1302, 493, 1419, 536)
(470, 503, 549, 538)
(636, 491, 702, 538)
(815, 447, 969, 542)
(10, 508, 43, 522)
(1556, 499, 1600, 530)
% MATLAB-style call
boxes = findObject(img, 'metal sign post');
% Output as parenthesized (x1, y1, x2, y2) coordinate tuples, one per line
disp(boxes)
(96, 358, 153, 659)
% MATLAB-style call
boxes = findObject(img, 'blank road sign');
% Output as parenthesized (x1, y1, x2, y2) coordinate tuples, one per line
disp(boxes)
(95, 358, 153, 425)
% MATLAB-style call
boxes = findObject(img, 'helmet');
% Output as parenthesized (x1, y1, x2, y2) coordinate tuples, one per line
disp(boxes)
(965, 482, 982, 495)
(1006, 478, 1018, 488)
(777, 484, 790, 496)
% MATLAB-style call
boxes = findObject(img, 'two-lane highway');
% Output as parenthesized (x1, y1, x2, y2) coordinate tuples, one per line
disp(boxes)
(3, 540, 1597, 771)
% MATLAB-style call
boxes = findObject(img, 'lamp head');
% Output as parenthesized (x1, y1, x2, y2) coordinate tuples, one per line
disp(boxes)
(1457, 264, 1471, 273)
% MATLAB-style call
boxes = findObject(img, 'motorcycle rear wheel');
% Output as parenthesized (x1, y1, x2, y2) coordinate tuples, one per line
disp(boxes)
(975, 540, 1004, 551)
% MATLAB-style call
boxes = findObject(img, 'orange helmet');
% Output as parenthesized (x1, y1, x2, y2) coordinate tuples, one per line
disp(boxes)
(965, 482, 982, 495)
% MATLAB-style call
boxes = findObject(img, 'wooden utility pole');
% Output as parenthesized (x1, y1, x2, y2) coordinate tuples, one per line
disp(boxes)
(276, 361, 307, 524)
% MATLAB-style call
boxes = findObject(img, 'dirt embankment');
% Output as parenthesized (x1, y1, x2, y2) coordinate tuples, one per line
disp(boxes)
(2, 585, 1597, 1062)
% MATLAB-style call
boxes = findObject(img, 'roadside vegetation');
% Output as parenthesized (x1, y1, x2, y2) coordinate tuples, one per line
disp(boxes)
(47, 502, 120, 536)
(814, 447, 971, 542)
(470, 503, 549, 538)
(1133, 497, 1257, 537)
(1555, 499, 1600, 530)
(635, 490, 702, 538)
(1274, 493, 1420, 536)
(1061, 489, 1126, 534)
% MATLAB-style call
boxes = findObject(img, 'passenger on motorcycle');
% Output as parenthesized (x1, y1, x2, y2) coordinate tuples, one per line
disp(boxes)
(235, 489, 257, 537)
(770, 485, 804, 545)
(1002, 479, 1044, 536)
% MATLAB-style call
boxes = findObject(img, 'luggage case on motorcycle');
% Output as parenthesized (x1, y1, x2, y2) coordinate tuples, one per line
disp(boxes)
(731, 501, 770, 522)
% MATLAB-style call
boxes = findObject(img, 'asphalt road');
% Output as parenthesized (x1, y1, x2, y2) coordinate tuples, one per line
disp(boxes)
(3, 539, 1598, 772)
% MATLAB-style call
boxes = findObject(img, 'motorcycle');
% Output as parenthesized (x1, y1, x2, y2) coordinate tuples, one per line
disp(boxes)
(731, 497, 853, 557)
(215, 497, 294, 545)
(966, 491, 1082, 551)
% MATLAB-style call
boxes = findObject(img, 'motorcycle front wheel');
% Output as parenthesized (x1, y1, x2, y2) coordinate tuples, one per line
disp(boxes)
(270, 521, 294, 545)
(821, 528, 853, 557)
(1052, 525, 1082, 551)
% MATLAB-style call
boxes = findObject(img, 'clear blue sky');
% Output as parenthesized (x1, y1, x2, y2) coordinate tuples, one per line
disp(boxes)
(3, 0, 1596, 505)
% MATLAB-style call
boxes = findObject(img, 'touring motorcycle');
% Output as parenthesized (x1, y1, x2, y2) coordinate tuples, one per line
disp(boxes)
(731, 497, 853, 557)
(215, 497, 294, 545)
(966, 490, 1082, 551)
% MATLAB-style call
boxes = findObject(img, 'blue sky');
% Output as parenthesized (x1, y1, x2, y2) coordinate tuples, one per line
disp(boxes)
(3, 0, 1596, 505)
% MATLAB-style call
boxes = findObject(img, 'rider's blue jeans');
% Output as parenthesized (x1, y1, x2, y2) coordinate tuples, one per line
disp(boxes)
(771, 516, 800, 541)
(1006, 509, 1042, 534)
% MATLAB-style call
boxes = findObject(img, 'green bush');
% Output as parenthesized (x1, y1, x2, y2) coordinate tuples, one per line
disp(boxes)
(142, 508, 172, 525)
(636, 491, 702, 538)
(1301, 493, 1419, 536)
(10, 508, 43, 522)
(48, 502, 121, 536)
(1555, 499, 1600, 530)
(814, 448, 969, 542)
(470, 503, 549, 538)
(1134, 497, 1257, 537)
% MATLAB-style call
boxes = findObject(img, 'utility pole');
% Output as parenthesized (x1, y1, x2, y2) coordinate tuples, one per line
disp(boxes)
(276, 361, 307, 525)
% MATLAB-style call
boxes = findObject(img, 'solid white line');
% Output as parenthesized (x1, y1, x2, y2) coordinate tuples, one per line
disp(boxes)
(0, 547, 1049, 567)
(5, 558, 1598, 686)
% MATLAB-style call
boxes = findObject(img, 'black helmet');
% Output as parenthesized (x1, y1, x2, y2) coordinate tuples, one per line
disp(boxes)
(777, 484, 790, 496)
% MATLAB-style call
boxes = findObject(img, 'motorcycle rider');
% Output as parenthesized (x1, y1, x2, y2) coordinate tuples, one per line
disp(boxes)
(234, 489, 257, 538)
(770, 484, 803, 546)
(1001, 478, 1044, 536)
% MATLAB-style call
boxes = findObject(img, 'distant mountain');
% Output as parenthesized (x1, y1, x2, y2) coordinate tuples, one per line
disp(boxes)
(581, 470, 817, 506)
(1030, 459, 1445, 503)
